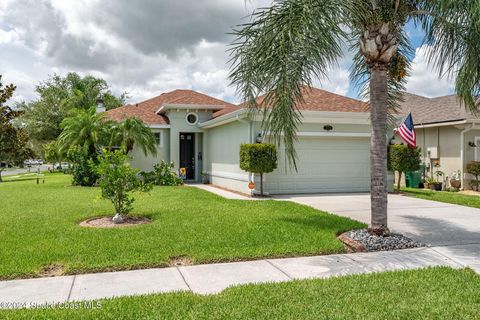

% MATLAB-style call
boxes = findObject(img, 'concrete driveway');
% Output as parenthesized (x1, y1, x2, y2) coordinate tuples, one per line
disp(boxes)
(274, 193, 480, 271)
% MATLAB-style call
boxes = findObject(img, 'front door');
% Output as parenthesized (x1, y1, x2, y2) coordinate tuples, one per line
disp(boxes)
(179, 133, 195, 180)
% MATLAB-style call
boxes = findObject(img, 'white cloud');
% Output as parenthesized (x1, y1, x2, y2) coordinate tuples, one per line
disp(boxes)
(0, 0, 267, 104)
(313, 67, 350, 96)
(405, 45, 455, 97)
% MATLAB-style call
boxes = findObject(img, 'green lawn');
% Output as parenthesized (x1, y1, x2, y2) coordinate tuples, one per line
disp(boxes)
(402, 187, 480, 208)
(0, 173, 364, 279)
(3, 267, 479, 319)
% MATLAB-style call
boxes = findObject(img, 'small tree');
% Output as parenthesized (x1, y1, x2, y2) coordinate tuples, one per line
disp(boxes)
(240, 143, 277, 196)
(96, 149, 152, 224)
(0, 77, 35, 182)
(388, 144, 421, 192)
(466, 161, 480, 191)
(44, 141, 64, 171)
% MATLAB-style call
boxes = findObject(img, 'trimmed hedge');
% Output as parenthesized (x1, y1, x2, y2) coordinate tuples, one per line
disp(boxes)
(240, 143, 277, 195)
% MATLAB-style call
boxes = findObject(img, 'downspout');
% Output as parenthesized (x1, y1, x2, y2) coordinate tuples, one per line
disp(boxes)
(461, 123, 476, 190)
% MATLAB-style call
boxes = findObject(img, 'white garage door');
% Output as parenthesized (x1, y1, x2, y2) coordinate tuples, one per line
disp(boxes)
(264, 136, 371, 194)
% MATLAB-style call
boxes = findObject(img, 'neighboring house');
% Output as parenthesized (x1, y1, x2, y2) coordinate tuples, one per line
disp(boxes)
(396, 93, 480, 189)
(106, 87, 385, 195)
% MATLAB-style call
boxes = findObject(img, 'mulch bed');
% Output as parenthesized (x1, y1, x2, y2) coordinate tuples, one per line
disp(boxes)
(80, 216, 151, 228)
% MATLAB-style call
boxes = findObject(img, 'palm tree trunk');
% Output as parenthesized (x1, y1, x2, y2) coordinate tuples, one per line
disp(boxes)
(369, 66, 390, 236)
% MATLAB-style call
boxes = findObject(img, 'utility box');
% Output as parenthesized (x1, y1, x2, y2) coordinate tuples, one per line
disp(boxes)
(427, 147, 439, 159)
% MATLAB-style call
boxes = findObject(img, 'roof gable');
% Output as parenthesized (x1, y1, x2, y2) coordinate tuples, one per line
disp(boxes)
(106, 89, 236, 125)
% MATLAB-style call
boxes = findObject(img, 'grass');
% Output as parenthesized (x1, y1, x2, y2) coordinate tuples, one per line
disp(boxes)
(2, 267, 479, 319)
(402, 187, 480, 208)
(0, 173, 364, 279)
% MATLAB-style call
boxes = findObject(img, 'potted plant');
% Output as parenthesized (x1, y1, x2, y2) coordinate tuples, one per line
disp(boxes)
(201, 171, 209, 184)
(425, 176, 436, 189)
(432, 170, 444, 191)
(450, 170, 461, 189)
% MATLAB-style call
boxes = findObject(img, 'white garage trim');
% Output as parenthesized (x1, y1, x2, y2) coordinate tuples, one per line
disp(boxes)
(297, 131, 371, 137)
(265, 131, 371, 138)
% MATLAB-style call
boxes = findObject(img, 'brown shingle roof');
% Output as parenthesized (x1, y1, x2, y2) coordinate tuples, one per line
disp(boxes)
(398, 92, 476, 125)
(106, 89, 236, 125)
(233, 87, 368, 113)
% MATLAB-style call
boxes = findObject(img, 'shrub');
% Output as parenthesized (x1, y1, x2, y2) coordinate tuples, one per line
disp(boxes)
(67, 147, 99, 186)
(44, 141, 64, 172)
(96, 149, 152, 223)
(240, 143, 277, 196)
(387, 144, 421, 192)
(466, 161, 480, 191)
(141, 161, 183, 186)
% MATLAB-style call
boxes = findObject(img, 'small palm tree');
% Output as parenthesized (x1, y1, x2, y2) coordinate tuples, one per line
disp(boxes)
(230, 1, 479, 235)
(108, 118, 157, 156)
(58, 107, 106, 155)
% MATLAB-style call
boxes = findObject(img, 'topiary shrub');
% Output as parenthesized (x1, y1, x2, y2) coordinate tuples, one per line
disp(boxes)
(466, 161, 480, 191)
(387, 144, 421, 192)
(141, 161, 183, 186)
(240, 143, 277, 196)
(96, 149, 152, 224)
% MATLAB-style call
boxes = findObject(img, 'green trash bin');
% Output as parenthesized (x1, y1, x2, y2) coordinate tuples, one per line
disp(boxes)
(406, 165, 425, 188)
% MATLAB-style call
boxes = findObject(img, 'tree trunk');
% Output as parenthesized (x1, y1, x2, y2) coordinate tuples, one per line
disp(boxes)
(0, 169, 3, 182)
(397, 171, 402, 193)
(369, 66, 390, 236)
(260, 172, 264, 196)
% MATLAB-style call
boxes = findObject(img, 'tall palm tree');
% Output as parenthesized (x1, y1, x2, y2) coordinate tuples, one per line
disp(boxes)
(230, 0, 479, 235)
(108, 117, 157, 156)
(58, 107, 106, 155)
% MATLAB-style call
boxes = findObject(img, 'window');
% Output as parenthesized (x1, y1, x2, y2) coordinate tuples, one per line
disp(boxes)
(154, 132, 163, 148)
(185, 112, 198, 125)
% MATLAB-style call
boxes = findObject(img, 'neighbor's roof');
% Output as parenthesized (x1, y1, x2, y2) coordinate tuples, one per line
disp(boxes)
(233, 86, 369, 114)
(398, 92, 477, 125)
(106, 89, 237, 125)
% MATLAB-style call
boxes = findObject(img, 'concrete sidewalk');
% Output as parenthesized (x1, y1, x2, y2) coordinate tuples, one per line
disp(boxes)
(0, 245, 469, 307)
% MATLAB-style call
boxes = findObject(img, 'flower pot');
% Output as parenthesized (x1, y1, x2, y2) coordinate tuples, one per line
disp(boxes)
(430, 182, 443, 191)
(450, 179, 461, 189)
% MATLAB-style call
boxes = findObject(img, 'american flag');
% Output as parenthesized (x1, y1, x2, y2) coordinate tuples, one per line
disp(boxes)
(398, 112, 416, 147)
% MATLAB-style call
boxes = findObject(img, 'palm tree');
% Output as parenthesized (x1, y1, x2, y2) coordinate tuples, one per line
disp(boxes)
(229, 1, 479, 235)
(108, 117, 157, 156)
(58, 107, 106, 155)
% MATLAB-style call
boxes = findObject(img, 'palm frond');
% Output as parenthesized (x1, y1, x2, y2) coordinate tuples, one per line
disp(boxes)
(229, 0, 346, 169)
(419, 0, 480, 112)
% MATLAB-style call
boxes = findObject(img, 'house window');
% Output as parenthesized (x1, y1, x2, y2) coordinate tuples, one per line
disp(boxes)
(154, 132, 163, 148)
(185, 112, 198, 125)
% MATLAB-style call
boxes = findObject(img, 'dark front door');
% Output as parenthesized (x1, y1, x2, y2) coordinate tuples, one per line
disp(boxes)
(179, 133, 195, 180)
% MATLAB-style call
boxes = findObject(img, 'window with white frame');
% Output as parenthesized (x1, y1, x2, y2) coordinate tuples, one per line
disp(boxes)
(154, 132, 163, 148)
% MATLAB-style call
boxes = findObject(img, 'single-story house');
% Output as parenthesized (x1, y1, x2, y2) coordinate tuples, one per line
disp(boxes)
(396, 92, 480, 189)
(106, 87, 390, 195)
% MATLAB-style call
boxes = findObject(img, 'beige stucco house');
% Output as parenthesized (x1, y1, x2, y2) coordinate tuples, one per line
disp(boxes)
(106, 87, 388, 195)
(396, 93, 480, 189)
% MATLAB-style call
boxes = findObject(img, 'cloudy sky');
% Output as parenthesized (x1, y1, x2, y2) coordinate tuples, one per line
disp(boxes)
(0, 0, 455, 104)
